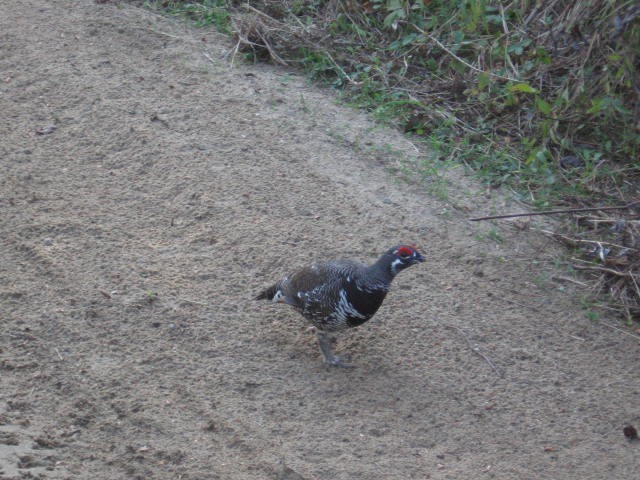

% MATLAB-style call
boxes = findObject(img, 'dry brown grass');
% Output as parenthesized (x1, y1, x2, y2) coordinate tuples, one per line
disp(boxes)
(558, 209, 640, 322)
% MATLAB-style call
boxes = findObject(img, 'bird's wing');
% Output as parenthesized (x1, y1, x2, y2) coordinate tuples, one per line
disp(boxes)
(280, 261, 361, 314)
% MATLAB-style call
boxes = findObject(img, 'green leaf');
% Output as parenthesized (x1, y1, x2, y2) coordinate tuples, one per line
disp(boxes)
(508, 44, 524, 56)
(508, 83, 537, 94)
(389, 32, 421, 49)
(383, 9, 405, 29)
(534, 47, 552, 65)
(478, 72, 491, 90)
(587, 98, 604, 114)
(386, 0, 403, 10)
(535, 97, 552, 115)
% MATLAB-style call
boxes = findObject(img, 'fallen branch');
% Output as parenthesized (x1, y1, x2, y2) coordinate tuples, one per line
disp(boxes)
(572, 263, 638, 278)
(468, 200, 640, 222)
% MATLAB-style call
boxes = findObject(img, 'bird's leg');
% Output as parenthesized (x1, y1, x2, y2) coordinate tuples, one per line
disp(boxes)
(316, 330, 354, 368)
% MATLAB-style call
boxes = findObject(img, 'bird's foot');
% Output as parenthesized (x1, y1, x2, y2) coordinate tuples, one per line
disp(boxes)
(324, 354, 355, 369)
(316, 330, 355, 368)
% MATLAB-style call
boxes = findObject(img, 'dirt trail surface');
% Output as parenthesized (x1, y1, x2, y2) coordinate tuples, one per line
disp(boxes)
(1, 1, 639, 478)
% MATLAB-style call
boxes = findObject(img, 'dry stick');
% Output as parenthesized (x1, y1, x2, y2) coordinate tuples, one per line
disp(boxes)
(324, 51, 361, 86)
(244, 4, 357, 84)
(581, 218, 640, 225)
(450, 326, 503, 377)
(180, 298, 211, 307)
(236, 4, 288, 66)
(243, 3, 278, 21)
(256, 28, 288, 66)
(551, 275, 588, 287)
(499, 4, 510, 34)
(413, 26, 519, 82)
(538, 229, 638, 252)
(599, 320, 640, 342)
(630, 275, 640, 305)
(468, 200, 640, 222)
(572, 263, 638, 278)
(202, 51, 217, 65)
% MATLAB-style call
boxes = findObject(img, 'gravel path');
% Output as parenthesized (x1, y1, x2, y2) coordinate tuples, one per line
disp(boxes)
(1, 1, 638, 478)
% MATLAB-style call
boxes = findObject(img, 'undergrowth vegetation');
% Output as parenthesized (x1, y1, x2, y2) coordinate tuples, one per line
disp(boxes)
(150, 0, 639, 207)
(146, 0, 640, 322)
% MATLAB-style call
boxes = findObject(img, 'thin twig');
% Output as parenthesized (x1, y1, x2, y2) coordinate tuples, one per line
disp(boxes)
(145, 28, 183, 40)
(578, 218, 640, 225)
(572, 263, 638, 278)
(227, 38, 241, 66)
(202, 51, 217, 65)
(324, 51, 361, 85)
(499, 4, 510, 34)
(233, 5, 289, 65)
(450, 326, 503, 377)
(414, 25, 519, 82)
(255, 28, 288, 65)
(630, 275, 640, 304)
(243, 4, 279, 21)
(538, 229, 639, 252)
(468, 200, 640, 221)
(179, 298, 211, 307)
(599, 320, 640, 342)
(551, 275, 589, 287)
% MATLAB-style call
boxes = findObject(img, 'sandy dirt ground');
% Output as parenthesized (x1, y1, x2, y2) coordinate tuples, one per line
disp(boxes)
(1, 1, 639, 479)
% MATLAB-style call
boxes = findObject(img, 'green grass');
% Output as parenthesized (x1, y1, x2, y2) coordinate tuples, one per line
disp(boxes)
(474, 227, 504, 244)
(146, 289, 158, 304)
(145, 0, 639, 208)
(145, 0, 232, 33)
(286, 0, 639, 207)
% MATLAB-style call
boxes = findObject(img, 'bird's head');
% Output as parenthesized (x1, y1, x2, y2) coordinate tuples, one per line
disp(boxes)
(386, 244, 425, 275)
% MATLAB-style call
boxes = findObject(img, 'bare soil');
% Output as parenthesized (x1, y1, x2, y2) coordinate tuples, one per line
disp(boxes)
(1, 1, 639, 479)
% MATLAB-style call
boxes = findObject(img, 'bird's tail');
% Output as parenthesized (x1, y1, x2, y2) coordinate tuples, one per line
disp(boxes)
(255, 284, 278, 301)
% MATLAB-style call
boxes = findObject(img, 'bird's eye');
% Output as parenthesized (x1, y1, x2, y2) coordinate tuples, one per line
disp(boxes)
(397, 246, 413, 258)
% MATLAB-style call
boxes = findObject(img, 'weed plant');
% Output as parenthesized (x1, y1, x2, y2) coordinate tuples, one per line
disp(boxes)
(148, 1, 638, 208)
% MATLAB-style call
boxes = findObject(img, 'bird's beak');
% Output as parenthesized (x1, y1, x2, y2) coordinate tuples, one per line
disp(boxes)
(414, 252, 425, 263)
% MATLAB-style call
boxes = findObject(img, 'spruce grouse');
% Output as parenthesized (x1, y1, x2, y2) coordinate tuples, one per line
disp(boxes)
(256, 244, 425, 367)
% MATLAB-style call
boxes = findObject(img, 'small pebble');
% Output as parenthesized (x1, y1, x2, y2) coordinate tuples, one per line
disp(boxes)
(35, 124, 56, 135)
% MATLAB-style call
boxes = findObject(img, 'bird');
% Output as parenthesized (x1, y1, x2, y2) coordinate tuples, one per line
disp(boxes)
(256, 244, 425, 367)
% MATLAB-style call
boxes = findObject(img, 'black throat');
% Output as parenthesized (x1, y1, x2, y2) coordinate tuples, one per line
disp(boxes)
(343, 280, 388, 328)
